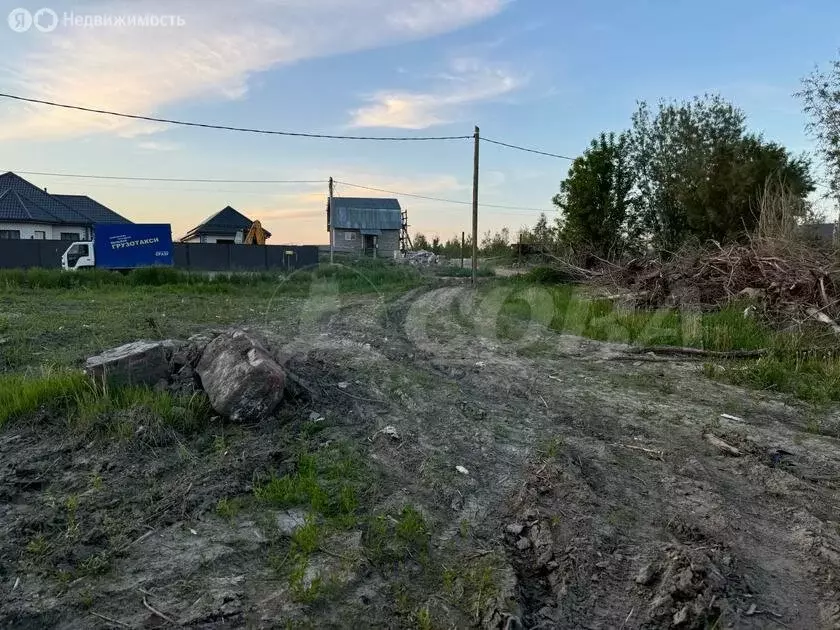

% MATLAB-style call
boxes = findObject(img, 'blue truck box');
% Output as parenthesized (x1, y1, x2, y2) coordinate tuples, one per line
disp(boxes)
(93, 224, 173, 269)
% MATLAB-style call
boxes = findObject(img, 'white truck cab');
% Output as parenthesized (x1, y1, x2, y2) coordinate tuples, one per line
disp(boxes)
(61, 241, 95, 271)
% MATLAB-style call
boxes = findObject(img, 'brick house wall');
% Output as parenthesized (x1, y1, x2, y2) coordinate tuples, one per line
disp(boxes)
(330, 229, 400, 257)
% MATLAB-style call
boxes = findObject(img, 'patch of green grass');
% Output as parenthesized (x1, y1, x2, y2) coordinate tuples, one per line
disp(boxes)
(72, 384, 211, 438)
(805, 417, 822, 434)
(77, 588, 94, 610)
(364, 506, 431, 566)
(491, 278, 840, 404)
(0, 262, 424, 372)
(493, 282, 771, 351)
(0, 267, 285, 290)
(538, 436, 564, 460)
(395, 506, 429, 548)
(76, 551, 112, 577)
(212, 435, 229, 455)
(291, 515, 323, 555)
(281, 514, 333, 605)
(415, 606, 433, 630)
(0, 369, 87, 426)
(215, 497, 243, 521)
(440, 555, 505, 625)
(26, 534, 49, 557)
(254, 442, 370, 525)
(89, 473, 104, 492)
(65, 494, 81, 540)
(288, 556, 324, 603)
(462, 559, 502, 624)
(720, 355, 840, 408)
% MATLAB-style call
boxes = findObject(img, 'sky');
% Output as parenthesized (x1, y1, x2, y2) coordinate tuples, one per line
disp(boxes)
(0, 0, 838, 244)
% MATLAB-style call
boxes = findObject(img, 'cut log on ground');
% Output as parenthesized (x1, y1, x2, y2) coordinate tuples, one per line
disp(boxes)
(703, 433, 741, 457)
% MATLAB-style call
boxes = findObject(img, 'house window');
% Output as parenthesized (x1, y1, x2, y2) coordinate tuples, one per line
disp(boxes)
(344, 232, 356, 241)
(33, 231, 46, 240)
(60, 232, 80, 241)
(0, 230, 21, 239)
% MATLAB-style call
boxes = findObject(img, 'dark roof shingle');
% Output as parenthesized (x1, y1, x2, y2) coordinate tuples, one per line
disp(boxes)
(52, 195, 132, 225)
(0, 172, 130, 226)
(0, 172, 89, 224)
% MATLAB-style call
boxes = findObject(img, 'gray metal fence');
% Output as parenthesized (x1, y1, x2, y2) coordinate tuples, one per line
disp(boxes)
(0, 240, 319, 271)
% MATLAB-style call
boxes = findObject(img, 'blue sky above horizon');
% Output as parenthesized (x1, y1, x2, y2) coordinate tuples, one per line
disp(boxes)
(0, 0, 837, 243)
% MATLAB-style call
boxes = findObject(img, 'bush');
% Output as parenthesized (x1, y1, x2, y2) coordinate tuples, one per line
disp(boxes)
(522, 266, 578, 284)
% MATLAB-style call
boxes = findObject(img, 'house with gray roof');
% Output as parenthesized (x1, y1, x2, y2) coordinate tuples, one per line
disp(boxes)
(327, 197, 404, 258)
(180, 206, 270, 243)
(0, 172, 131, 241)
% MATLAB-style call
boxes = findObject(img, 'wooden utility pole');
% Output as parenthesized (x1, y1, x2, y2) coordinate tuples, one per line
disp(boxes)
(471, 126, 480, 285)
(329, 177, 335, 264)
(461, 231, 465, 268)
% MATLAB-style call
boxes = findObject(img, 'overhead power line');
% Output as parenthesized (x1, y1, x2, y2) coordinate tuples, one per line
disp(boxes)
(481, 137, 575, 161)
(11, 169, 324, 184)
(4, 167, 548, 214)
(0, 92, 471, 142)
(335, 180, 550, 214)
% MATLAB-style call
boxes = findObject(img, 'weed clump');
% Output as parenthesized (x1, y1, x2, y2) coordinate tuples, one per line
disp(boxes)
(0, 369, 87, 427)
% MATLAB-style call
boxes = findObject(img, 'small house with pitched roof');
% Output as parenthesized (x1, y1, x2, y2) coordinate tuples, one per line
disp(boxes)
(180, 206, 271, 244)
(327, 197, 403, 258)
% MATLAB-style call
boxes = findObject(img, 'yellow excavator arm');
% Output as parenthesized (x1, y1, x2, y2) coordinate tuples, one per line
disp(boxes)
(243, 220, 267, 245)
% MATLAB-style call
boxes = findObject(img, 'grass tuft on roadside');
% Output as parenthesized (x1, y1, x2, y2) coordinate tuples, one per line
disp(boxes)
(72, 383, 212, 438)
(0, 370, 88, 427)
(254, 442, 370, 525)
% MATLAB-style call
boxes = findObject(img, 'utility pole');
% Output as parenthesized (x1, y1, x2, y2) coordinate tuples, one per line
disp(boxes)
(461, 231, 465, 269)
(471, 126, 480, 285)
(329, 176, 334, 264)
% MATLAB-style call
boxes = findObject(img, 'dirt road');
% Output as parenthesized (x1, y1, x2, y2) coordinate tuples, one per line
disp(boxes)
(2, 285, 840, 629)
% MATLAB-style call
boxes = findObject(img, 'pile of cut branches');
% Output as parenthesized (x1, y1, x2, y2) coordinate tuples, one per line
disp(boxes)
(611, 238, 840, 321)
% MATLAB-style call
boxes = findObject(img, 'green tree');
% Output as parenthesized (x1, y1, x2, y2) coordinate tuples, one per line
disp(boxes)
(480, 228, 510, 257)
(630, 95, 745, 246)
(413, 233, 430, 251)
(525, 213, 559, 251)
(553, 132, 636, 258)
(799, 54, 840, 204)
(441, 235, 464, 258)
(679, 136, 813, 240)
(630, 95, 814, 246)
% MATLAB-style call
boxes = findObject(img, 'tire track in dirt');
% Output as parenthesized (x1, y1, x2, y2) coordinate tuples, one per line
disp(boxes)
(2, 284, 839, 629)
(394, 285, 840, 629)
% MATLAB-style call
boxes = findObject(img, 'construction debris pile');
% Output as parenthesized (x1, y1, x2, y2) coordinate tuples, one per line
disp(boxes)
(611, 239, 840, 320)
(402, 250, 440, 266)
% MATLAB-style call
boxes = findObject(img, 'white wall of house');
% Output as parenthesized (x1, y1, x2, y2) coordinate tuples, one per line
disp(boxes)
(0, 222, 89, 240)
(183, 232, 244, 244)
